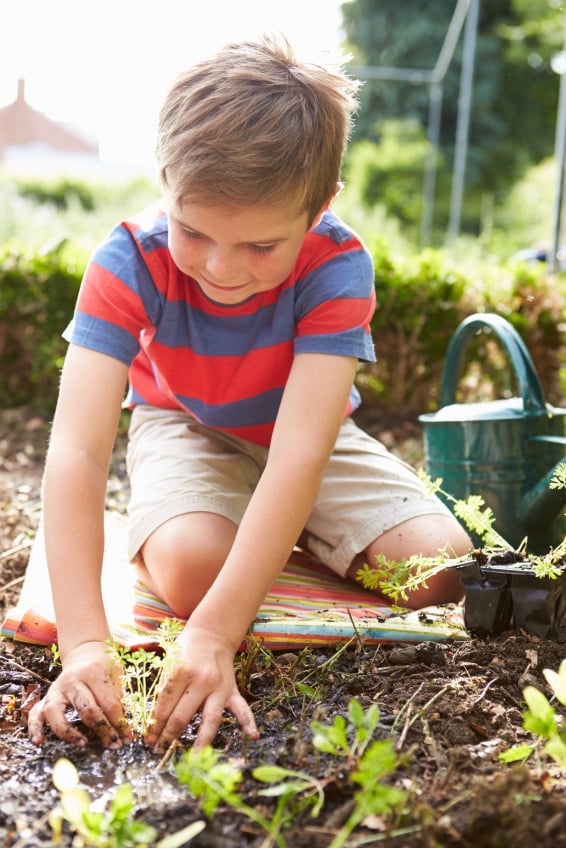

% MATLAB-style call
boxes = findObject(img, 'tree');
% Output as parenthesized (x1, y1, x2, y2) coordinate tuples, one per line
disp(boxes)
(341, 0, 563, 231)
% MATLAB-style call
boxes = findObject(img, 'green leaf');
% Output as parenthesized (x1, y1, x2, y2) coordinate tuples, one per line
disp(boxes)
(253, 765, 296, 783)
(156, 821, 207, 848)
(498, 744, 535, 763)
(543, 661, 566, 707)
(545, 736, 566, 767)
(52, 758, 80, 792)
(523, 685, 555, 726)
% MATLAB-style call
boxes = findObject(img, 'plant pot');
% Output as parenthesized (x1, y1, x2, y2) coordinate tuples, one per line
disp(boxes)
(450, 558, 566, 641)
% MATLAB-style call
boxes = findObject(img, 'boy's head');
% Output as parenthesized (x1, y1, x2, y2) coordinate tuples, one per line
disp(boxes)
(156, 37, 360, 224)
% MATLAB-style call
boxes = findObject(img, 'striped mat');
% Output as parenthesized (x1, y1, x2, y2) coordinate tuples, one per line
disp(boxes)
(1, 513, 467, 651)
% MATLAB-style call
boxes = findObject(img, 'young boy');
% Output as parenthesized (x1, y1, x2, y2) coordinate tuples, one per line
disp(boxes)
(28, 37, 470, 753)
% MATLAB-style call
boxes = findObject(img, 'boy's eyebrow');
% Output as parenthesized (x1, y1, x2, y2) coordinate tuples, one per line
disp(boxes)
(172, 214, 289, 246)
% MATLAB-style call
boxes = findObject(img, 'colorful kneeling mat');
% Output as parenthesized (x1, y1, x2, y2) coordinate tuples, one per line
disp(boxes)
(1, 512, 467, 651)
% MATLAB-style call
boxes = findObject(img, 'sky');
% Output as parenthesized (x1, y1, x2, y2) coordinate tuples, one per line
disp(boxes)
(1, 0, 347, 169)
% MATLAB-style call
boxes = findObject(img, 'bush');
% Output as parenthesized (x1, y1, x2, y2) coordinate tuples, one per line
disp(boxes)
(1, 234, 564, 422)
(357, 245, 566, 417)
(0, 240, 84, 414)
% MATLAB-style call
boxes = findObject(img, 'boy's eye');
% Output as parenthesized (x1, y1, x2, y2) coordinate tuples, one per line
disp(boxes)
(249, 244, 276, 255)
(181, 228, 201, 240)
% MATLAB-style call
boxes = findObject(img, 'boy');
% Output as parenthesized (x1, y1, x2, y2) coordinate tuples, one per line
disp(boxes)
(28, 37, 470, 753)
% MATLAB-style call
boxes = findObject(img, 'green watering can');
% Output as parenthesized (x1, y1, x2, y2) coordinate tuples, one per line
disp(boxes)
(419, 313, 566, 553)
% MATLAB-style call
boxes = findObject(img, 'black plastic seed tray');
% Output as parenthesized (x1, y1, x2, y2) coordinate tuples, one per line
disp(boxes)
(450, 558, 566, 641)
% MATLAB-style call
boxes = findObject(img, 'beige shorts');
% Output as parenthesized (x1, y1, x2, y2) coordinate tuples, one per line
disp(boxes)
(125, 406, 452, 576)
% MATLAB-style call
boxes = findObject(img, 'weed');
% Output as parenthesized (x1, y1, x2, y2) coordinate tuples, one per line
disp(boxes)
(311, 698, 407, 848)
(355, 470, 519, 603)
(502, 659, 566, 768)
(108, 619, 183, 738)
(175, 698, 406, 847)
(175, 745, 313, 848)
(49, 758, 204, 847)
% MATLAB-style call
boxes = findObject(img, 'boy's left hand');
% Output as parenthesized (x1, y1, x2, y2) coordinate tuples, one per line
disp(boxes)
(143, 625, 258, 752)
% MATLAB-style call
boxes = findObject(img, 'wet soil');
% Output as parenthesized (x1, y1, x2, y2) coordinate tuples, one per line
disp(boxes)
(2, 406, 566, 848)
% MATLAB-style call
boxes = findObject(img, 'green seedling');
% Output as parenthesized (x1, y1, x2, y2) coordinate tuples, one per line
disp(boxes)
(175, 745, 320, 848)
(49, 758, 205, 848)
(355, 470, 516, 602)
(108, 619, 183, 738)
(311, 699, 407, 848)
(49, 642, 61, 671)
(501, 659, 566, 767)
(311, 697, 379, 762)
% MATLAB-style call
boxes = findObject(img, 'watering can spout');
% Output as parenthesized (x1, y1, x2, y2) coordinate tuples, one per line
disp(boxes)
(517, 460, 566, 535)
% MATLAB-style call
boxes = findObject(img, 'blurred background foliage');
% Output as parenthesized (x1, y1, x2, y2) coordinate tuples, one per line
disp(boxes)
(1, 0, 566, 420)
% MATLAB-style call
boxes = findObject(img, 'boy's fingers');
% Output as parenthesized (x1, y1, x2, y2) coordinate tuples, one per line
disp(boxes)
(27, 682, 125, 749)
(28, 693, 88, 748)
(146, 683, 201, 751)
(227, 691, 259, 741)
(193, 698, 226, 750)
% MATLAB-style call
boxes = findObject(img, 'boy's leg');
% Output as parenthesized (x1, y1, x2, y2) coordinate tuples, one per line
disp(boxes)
(304, 418, 472, 608)
(137, 512, 238, 619)
(126, 406, 267, 619)
(346, 513, 470, 608)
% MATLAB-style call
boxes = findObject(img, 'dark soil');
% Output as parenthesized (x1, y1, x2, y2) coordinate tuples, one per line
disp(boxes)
(2, 406, 566, 848)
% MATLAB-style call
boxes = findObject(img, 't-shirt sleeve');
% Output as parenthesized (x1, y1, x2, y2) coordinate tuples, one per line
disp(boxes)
(293, 232, 377, 363)
(63, 221, 164, 365)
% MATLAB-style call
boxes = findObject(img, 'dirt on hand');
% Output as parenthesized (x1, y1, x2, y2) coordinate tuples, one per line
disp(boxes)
(2, 405, 566, 848)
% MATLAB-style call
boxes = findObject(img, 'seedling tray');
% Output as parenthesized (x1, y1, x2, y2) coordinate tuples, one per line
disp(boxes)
(450, 557, 566, 641)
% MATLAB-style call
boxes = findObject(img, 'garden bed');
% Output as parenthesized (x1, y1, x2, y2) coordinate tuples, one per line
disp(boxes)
(2, 406, 566, 848)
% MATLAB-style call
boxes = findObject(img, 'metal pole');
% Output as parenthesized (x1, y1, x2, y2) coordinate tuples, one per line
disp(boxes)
(421, 81, 444, 246)
(550, 46, 566, 273)
(447, 0, 479, 245)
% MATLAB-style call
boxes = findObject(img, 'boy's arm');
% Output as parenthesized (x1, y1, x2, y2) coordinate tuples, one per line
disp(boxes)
(146, 351, 358, 750)
(28, 344, 131, 748)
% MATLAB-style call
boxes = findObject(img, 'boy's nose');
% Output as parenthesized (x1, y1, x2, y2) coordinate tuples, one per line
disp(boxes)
(204, 246, 240, 283)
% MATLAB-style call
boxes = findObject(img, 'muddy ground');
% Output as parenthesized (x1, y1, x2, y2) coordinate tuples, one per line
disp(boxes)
(2, 405, 566, 848)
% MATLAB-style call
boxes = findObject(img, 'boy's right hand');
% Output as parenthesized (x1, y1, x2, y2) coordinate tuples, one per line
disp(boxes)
(27, 641, 132, 749)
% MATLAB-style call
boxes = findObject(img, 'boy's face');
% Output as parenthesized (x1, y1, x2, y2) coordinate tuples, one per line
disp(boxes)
(167, 199, 315, 305)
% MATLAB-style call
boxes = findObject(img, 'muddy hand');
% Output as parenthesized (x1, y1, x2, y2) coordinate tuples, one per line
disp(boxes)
(144, 625, 258, 752)
(27, 641, 132, 748)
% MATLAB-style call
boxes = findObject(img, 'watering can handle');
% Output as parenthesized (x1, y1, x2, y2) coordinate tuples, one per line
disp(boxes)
(439, 313, 547, 413)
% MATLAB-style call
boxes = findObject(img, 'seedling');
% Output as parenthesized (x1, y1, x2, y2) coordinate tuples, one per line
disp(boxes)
(311, 699, 407, 848)
(175, 745, 320, 848)
(502, 659, 566, 767)
(49, 757, 205, 847)
(355, 470, 526, 603)
(108, 619, 183, 738)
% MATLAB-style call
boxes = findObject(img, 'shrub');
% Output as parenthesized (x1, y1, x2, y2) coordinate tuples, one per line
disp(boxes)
(0, 240, 84, 413)
(357, 245, 566, 417)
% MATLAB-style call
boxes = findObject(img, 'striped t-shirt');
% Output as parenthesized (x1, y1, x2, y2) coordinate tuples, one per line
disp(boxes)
(65, 203, 376, 447)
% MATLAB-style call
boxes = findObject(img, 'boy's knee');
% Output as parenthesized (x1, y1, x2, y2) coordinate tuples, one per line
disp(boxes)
(140, 513, 237, 617)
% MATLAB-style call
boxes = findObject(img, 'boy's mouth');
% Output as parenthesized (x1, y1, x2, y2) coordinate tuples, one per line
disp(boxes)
(201, 275, 250, 292)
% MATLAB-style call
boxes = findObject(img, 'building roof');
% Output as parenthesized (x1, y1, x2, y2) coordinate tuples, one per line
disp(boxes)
(0, 79, 98, 159)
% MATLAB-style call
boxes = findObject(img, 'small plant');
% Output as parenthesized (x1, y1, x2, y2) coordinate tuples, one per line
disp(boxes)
(49, 758, 204, 847)
(175, 745, 321, 848)
(311, 699, 407, 848)
(502, 659, 566, 767)
(355, 470, 520, 603)
(311, 697, 380, 762)
(108, 619, 183, 738)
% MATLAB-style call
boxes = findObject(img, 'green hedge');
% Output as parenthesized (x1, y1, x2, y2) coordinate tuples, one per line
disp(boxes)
(0, 240, 83, 412)
(361, 245, 566, 417)
(1, 240, 564, 419)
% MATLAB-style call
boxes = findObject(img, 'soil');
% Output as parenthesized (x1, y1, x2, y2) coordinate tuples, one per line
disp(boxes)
(2, 405, 566, 848)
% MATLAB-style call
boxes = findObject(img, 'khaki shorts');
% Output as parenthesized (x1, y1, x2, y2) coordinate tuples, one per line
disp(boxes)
(126, 406, 452, 576)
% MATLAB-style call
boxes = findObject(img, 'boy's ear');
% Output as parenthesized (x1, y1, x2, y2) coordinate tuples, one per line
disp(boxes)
(309, 183, 342, 229)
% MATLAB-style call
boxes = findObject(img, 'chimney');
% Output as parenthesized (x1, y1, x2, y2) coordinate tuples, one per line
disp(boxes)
(17, 79, 25, 103)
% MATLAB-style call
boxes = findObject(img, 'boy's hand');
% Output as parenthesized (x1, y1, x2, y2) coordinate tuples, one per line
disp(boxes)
(27, 641, 132, 748)
(144, 625, 258, 752)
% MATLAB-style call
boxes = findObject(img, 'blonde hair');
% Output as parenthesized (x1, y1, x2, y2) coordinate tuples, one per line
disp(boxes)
(156, 37, 360, 222)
